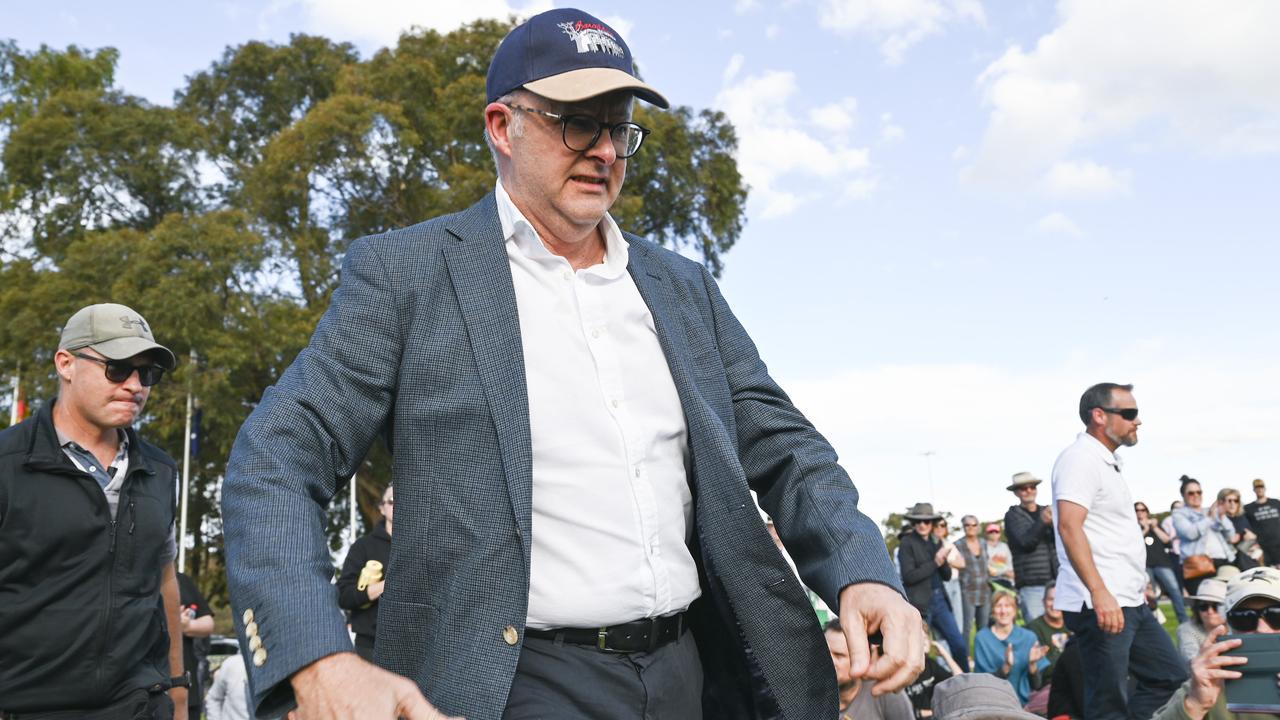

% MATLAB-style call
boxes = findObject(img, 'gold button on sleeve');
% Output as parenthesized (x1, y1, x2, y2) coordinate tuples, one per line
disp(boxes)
(245, 621, 259, 638)
(503, 625, 519, 646)
(242, 608, 254, 625)
(253, 647, 268, 667)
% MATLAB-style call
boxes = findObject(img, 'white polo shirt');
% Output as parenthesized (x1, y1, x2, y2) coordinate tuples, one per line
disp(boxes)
(1051, 433, 1147, 611)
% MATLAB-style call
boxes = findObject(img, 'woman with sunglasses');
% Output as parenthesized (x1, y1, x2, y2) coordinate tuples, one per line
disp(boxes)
(1137, 501, 1189, 623)
(1218, 488, 1262, 570)
(1173, 476, 1240, 594)
(1177, 578, 1228, 663)
(1151, 566, 1280, 720)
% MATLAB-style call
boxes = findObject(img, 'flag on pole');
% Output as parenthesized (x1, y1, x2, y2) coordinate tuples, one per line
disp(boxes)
(8, 375, 25, 427)
(190, 407, 202, 458)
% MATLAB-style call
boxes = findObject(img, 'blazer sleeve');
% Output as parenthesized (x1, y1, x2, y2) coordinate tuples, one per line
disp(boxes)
(695, 266, 902, 608)
(221, 237, 405, 717)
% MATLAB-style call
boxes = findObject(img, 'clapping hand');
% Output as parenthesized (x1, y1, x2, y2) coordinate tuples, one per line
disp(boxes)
(1029, 642, 1048, 664)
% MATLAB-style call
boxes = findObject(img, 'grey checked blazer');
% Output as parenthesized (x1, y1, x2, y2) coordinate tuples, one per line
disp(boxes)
(221, 194, 902, 719)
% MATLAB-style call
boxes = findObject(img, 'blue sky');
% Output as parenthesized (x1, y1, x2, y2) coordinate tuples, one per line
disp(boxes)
(7, 0, 1279, 528)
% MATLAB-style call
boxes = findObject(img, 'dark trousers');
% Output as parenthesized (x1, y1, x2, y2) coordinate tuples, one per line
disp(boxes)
(503, 630, 703, 719)
(4, 690, 173, 720)
(927, 587, 969, 672)
(1063, 604, 1187, 720)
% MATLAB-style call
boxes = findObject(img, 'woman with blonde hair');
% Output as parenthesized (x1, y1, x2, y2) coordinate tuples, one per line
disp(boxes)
(974, 592, 1049, 705)
(1217, 487, 1261, 570)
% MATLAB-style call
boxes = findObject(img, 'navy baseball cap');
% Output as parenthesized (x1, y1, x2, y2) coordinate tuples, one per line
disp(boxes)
(486, 8, 669, 109)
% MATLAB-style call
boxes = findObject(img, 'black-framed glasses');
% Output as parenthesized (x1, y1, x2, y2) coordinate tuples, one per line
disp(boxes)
(507, 104, 651, 158)
(73, 352, 165, 387)
(1194, 602, 1223, 614)
(1134, 506, 1149, 513)
(1227, 604, 1280, 632)
(1185, 490, 1203, 497)
(1098, 407, 1139, 421)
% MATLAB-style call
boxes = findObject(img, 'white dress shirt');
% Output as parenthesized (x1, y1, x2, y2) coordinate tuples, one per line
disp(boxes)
(1051, 433, 1147, 611)
(496, 181, 701, 629)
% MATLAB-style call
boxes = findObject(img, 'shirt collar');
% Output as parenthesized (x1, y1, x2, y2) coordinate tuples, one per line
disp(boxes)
(56, 426, 129, 465)
(1078, 432, 1123, 470)
(494, 179, 629, 280)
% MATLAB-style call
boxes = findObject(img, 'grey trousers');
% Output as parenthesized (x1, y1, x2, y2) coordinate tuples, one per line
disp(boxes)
(503, 631, 704, 720)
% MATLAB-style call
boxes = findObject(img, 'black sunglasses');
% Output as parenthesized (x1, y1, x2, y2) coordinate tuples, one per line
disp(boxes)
(1227, 604, 1280, 632)
(73, 352, 165, 387)
(1098, 406, 1139, 421)
(1193, 602, 1223, 614)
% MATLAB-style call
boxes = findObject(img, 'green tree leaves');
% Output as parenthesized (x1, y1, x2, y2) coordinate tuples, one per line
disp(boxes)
(0, 22, 748, 601)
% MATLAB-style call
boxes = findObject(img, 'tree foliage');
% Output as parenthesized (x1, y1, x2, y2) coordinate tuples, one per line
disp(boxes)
(0, 23, 748, 605)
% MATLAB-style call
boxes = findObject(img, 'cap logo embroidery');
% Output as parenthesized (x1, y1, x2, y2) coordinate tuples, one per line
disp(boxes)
(120, 316, 149, 333)
(558, 20, 624, 58)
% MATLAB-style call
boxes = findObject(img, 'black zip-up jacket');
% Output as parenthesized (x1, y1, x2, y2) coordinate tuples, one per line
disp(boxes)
(1004, 503, 1059, 588)
(336, 522, 392, 645)
(0, 401, 177, 713)
(898, 531, 951, 614)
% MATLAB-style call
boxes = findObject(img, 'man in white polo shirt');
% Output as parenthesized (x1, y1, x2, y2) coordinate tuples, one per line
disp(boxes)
(1052, 382, 1187, 720)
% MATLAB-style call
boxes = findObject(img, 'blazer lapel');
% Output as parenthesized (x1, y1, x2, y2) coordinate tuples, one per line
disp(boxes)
(442, 195, 534, 545)
(627, 241, 726, 501)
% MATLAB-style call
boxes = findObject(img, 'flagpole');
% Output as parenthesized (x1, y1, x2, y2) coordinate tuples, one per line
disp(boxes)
(178, 349, 196, 574)
(349, 473, 358, 547)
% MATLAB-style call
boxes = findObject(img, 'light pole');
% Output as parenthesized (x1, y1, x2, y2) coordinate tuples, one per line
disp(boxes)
(921, 450, 936, 500)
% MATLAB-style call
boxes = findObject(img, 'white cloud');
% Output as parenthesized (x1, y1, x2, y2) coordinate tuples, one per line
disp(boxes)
(294, 0, 553, 47)
(735, 0, 760, 14)
(715, 63, 876, 218)
(880, 112, 904, 142)
(968, 0, 1280, 187)
(765, 24, 781, 40)
(1035, 211, 1082, 237)
(810, 98, 858, 133)
(723, 53, 745, 85)
(817, 0, 985, 65)
(1042, 159, 1131, 197)
(780, 357, 1280, 531)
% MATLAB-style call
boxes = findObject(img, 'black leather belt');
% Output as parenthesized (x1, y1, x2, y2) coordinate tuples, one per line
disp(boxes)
(525, 612, 686, 653)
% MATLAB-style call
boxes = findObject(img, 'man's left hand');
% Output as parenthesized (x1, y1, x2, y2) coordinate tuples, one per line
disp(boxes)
(838, 582, 924, 695)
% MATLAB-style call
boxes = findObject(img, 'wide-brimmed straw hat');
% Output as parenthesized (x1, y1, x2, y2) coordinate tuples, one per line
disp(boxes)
(1006, 471, 1042, 492)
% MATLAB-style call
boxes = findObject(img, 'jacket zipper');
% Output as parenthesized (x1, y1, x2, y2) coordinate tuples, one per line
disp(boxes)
(95, 487, 127, 694)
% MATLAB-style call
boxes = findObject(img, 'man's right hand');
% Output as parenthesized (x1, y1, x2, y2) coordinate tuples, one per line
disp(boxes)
(289, 653, 462, 719)
(367, 580, 386, 602)
(1091, 588, 1124, 634)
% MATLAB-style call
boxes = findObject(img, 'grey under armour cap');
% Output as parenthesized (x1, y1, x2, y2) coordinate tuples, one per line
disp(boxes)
(58, 303, 177, 370)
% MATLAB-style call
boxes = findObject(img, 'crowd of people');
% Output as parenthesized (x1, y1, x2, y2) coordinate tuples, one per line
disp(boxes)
(5, 7, 1280, 720)
(834, 463, 1280, 720)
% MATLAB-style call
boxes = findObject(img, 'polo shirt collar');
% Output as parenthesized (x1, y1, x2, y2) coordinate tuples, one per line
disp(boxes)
(1078, 431, 1123, 470)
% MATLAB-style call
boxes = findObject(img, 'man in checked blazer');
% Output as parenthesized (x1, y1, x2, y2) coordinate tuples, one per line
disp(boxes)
(221, 8, 922, 720)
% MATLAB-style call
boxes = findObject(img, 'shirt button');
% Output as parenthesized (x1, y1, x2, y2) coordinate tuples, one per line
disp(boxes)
(503, 625, 519, 646)
(591, 329, 600, 339)
(88, 466, 97, 473)
(611, 399, 619, 408)
(634, 468, 641, 478)
(562, 271, 572, 281)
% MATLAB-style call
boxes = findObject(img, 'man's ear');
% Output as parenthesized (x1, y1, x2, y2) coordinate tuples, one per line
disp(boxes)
(53, 348, 76, 383)
(484, 102, 516, 159)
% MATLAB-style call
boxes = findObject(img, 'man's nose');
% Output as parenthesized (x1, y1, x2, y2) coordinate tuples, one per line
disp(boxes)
(585, 131, 618, 164)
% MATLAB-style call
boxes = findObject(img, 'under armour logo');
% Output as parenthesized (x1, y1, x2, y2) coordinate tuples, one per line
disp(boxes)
(120, 316, 149, 333)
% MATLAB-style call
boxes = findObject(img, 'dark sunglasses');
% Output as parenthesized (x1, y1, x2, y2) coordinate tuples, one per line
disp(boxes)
(73, 352, 165, 387)
(1134, 507, 1149, 513)
(1193, 602, 1223, 614)
(1098, 406, 1139, 421)
(1185, 490, 1203, 497)
(1227, 604, 1280, 632)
